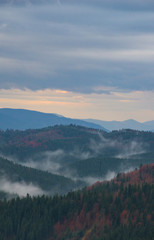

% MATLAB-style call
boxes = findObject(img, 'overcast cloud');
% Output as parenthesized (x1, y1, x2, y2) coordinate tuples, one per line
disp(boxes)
(0, 0, 154, 93)
(0, 0, 154, 121)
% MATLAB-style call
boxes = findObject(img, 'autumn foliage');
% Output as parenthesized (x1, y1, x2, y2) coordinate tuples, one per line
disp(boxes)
(0, 164, 153, 240)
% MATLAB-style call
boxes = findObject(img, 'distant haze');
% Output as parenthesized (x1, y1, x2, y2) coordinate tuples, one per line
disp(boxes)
(0, 108, 107, 131)
(0, 108, 153, 131)
(85, 119, 154, 131)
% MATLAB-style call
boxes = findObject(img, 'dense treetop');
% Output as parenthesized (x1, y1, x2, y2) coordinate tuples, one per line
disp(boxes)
(0, 164, 153, 240)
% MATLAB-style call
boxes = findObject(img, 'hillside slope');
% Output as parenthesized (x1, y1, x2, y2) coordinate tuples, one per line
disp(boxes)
(0, 156, 84, 198)
(0, 164, 153, 240)
(0, 126, 154, 183)
(52, 164, 154, 240)
(0, 108, 107, 131)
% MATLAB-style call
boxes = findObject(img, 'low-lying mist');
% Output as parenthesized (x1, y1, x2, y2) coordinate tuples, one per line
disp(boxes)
(116, 141, 146, 159)
(0, 133, 149, 190)
(0, 176, 45, 197)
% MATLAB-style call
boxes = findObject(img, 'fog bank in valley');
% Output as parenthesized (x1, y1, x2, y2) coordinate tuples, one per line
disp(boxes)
(0, 177, 45, 197)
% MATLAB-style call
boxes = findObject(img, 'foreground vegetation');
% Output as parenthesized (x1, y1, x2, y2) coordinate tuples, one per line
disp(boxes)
(0, 164, 153, 240)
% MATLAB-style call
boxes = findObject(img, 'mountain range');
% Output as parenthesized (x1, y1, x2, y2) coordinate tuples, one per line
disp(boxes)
(0, 108, 154, 132)
(85, 118, 154, 131)
(0, 108, 107, 131)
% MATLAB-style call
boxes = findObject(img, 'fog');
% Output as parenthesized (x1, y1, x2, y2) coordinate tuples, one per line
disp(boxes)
(83, 170, 116, 185)
(23, 150, 63, 174)
(82, 166, 138, 185)
(90, 133, 148, 160)
(90, 133, 117, 154)
(0, 133, 148, 190)
(19, 148, 92, 175)
(0, 177, 45, 197)
(116, 141, 146, 159)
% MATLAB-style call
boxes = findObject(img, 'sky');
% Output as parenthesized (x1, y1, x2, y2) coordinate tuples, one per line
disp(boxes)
(0, 0, 154, 121)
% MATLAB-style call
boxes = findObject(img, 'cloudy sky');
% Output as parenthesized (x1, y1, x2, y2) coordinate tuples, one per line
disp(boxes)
(0, 0, 154, 121)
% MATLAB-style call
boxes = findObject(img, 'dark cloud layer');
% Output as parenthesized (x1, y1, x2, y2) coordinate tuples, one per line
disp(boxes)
(1, 0, 154, 10)
(0, 0, 153, 93)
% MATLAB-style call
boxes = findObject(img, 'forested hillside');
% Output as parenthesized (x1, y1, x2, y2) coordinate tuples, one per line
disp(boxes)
(0, 125, 153, 186)
(0, 156, 84, 198)
(1, 126, 153, 160)
(0, 164, 153, 240)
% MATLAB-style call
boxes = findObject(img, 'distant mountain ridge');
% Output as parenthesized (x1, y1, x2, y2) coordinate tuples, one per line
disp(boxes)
(0, 108, 153, 132)
(0, 108, 107, 131)
(85, 118, 154, 131)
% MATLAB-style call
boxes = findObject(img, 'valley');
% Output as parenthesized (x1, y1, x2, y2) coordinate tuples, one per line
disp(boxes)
(0, 125, 153, 197)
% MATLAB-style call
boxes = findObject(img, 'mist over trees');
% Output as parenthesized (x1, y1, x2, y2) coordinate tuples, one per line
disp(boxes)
(0, 124, 153, 239)
(0, 125, 153, 196)
(0, 164, 153, 240)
